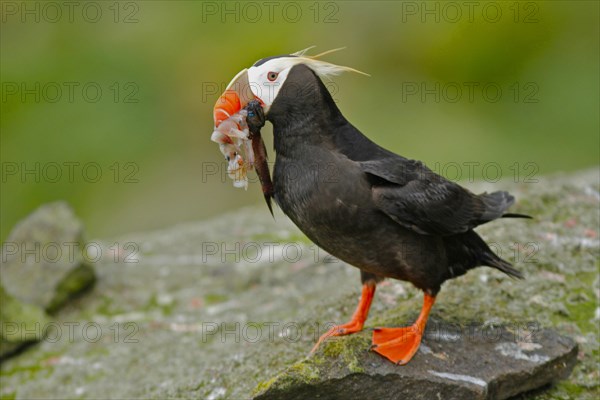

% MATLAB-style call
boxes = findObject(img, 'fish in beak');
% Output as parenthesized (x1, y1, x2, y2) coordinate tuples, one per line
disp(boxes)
(211, 68, 256, 189)
(210, 68, 273, 214)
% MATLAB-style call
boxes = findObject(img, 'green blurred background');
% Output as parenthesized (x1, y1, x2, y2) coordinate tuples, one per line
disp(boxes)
(1, 1, 598, 242)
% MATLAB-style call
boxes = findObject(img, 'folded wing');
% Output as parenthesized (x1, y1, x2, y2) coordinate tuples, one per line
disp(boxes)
(360, 157, 517, 236)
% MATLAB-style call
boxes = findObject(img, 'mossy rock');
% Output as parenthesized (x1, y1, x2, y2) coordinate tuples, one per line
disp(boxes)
(0, 201, 96, 313)
(0, 284, 51, 359)
(252, 322, 578, 400)
(0, 170, 597, 399)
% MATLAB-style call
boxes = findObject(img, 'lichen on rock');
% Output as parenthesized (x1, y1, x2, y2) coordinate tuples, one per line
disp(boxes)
(1, 201, 96, 312)
(0, 284, 51, 359)
(0, 170, 597, 399)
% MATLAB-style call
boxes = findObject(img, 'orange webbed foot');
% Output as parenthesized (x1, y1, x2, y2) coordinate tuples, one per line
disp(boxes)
(371, 325, 424, 365)
(370, 294, 436, 365)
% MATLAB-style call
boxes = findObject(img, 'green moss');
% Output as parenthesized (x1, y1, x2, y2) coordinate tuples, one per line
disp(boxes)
(94, 296, 126, 317)
(47, 263, 95, 313)
(1, 350, 62, 383)
(143, 294, 176, 316)
(545, 270, 598, 349)
(252, 376, 278, 395)
(555, 381, 586, 396)
(1, 363, 45, 378)
(253, 359, 321, 395)
(204, 293, 229, 305)
(321, 339, 344, 358)
(527, 380, 598, 400)
(320, 333, 369, 374)
(287, 360, 320, 383)
(86, 346, 110, 358)
(0, 284, 51, 347)
(254, 333, 370, 396)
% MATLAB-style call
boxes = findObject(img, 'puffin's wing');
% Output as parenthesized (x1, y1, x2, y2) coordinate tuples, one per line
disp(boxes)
(359, 157, 516, 236)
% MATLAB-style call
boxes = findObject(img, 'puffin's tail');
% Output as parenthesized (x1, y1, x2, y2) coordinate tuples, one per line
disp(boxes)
(480, 191, 533, 222)
(481, 251, 524, 280)
(444, 230, 525, 280)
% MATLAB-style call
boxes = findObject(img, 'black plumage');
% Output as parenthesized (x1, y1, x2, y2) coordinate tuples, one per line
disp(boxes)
(256, 63, 529, 364)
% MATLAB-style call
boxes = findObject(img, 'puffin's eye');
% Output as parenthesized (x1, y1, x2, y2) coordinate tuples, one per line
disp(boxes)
(267, 71, 279, 82)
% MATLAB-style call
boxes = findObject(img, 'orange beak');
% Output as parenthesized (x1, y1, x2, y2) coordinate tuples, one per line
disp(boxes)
(213, 89, 242, 127)
(213, 68, 261, 128)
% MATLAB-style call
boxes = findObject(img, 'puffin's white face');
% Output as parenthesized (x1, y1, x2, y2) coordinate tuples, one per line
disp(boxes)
(210, 48, 367, 190)
(246, 57, 297, 112)
(213, 48, 366, 128)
